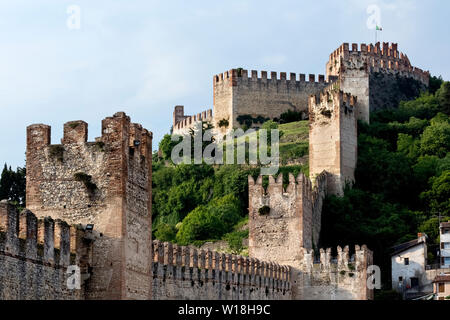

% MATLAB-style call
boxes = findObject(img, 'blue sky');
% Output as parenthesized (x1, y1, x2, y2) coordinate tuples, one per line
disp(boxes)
(1, 0, 449, 169)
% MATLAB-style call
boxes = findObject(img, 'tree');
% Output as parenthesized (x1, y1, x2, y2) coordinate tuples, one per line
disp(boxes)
(175, 194, 241, 245)
(420, 170, 450, 216)
(0, 164, 26, 209)
(158, 134, 182, 161)
(436, 81, 450, 115)
(420, 114, 450, 158)
(154, 223, 177, 242)
(429, 76, 444, 95)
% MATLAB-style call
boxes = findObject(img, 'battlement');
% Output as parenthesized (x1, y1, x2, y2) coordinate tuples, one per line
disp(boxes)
(248, 171, 327, 203)
(151, 240, 292, 300)
(299, 245, 372, 272)
(27, 112, 153, 159)
(152, 240, 290, 281)
(294, 244, 374, 300)
(214, 69, 327, 86)
(0, 200, 92, 299)
(0, 200, 89, 267)
(248, 172, 328, 266)
(26, 111, 153, 300)
(308, 86, 358, 196)
(309, 87, 357, 114)
(173, 107, 213, 134)
(327, 42, 430, 86)
(212, 69, 330, 132)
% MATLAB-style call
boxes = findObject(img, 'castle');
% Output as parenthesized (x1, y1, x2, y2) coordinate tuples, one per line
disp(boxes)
(0, 41, 430, 300)
(172, 42, 429, 135)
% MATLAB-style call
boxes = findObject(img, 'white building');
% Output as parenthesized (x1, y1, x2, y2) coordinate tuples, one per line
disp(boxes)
(433, 274, 450, 300)
(440, 221, 450, 268)
(391, 233, 429, 298)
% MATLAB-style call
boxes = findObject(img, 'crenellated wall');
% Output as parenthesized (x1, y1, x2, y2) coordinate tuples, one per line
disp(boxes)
(309, 86, 358, 196)
(168, 42, 428, 134)
(213, 69, 330, 134)
(326, 42, 429, 122)
(293, 245, 374, 300)
(248, 172, 328, 266)
(151, 240, 292, 300)
(0, 200, 90, 300)
(25, 112, 153, 300)
(172, 105, 213, 135)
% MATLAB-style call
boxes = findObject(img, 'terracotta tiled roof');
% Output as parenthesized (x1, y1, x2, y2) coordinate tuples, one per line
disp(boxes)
(433, 274, 450, 282)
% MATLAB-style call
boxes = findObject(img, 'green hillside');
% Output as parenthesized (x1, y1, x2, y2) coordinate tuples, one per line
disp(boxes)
(152, 120, 311, 253)
(278, 120, 309, 166)
(149, 78, 450, 292)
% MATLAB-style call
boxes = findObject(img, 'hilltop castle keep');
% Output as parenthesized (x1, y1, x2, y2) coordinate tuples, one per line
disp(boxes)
(1, 40, 430, 300)
(172, 42, 429, 135)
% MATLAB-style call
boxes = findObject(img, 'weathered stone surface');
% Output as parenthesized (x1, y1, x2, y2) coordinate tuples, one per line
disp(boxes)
(151, 241, 292, 300)
(0, 201, 88, 300)
(309, 88, 357, 196)
(25, 112, 153, 300)
(326, 42, 429, 123)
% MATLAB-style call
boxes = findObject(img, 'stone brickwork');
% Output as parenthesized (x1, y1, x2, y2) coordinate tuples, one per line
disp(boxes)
(212, 69, 329, 134)
(151, 240, 291, 300)
(172, 105, 213, 135)
(0, 200, 90, 300)
(172, 42, 428, 134)
(309, 87, 358, 196)
(25, 112, 153, 300)
(326, 42, 429, 122)
(293, 245, 374, 300)
(248, 172, 327, 265)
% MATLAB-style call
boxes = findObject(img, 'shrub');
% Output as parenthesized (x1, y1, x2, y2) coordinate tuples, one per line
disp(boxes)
(176, 194, 241, 245)
(218, 119, 229, 128)
(154, 223, 177, 242)
(223, 230, 248, 254)
(280, 110, 303, 123)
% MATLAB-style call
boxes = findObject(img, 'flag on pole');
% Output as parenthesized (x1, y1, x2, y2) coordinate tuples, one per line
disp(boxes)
(376, 25, 383, 31)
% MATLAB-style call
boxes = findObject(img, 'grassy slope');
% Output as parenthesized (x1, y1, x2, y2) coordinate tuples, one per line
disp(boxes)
(223, 120, 309, 165)
(279, 120, 309, 165)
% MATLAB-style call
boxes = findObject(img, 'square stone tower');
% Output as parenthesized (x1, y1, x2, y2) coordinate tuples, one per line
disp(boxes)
(308, 88, 358, 196)
(248, 172, 327, 267)
(26, 112, 153, 300)
(326, 42, 429, 123)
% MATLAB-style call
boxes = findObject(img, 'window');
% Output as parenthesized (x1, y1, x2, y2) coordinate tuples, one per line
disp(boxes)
(439, 283, 445, 293)
(444, 242, 450, 249)
(410, 277, 419, 288)
(398, 276, 403, 282)
(404, 258, 409, 265)
(445, 257, 450, 265)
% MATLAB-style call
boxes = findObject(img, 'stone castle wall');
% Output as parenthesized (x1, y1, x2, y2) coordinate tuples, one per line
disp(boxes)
(151, 241, 292, 300)
(293, 245, 373, 300)
(326, 42, 429, 122)
(173, 105, 213, 135)
(26, 112, 153, 300)
(248, 172, 327, 266)
(212, 69, 329, 134)
(0, 201, 89, 300)
(309, 87, 357, 196)
(174, 42, 429, 133)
